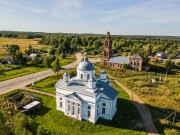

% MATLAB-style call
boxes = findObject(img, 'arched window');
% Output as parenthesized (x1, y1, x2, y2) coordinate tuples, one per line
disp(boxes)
(80, 74, 83, 79)
(87, 74, 90, 80)
(102, 103, 106, 106)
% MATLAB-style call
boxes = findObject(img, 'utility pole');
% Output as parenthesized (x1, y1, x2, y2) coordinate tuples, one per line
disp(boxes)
(172, 112, 176, 125)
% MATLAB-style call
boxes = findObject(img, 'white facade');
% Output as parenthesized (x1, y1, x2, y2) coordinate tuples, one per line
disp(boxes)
(55, 53, 118, 123)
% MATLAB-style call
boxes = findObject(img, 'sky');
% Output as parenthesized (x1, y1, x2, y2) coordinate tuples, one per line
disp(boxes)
(0, 0, 180, 36)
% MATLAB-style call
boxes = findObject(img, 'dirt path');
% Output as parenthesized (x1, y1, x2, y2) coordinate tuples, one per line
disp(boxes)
(95, 66, 159, 134)
(109, 75, 159, 135)
(23, 87, 55, 97)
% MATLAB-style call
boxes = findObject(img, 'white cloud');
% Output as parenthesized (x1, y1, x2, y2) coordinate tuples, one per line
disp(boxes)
(0, 0, 47, 14)
(50, 0, 83, 20)
(99, 0, 180, 24)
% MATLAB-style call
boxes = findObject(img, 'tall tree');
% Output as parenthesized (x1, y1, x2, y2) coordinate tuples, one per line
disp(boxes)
(43, 56, 52, 68)
(165, 58, 175, 76)
(15, 52, 28, 68)
(6, 45, 20, 56)
(52, 57, 61, 78)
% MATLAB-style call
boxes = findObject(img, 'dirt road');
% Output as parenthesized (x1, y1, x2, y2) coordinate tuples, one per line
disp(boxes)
(109, 75, 159, 135)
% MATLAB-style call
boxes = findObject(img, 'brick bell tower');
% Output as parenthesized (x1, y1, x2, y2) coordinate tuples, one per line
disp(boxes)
(102, 32, 111, 65)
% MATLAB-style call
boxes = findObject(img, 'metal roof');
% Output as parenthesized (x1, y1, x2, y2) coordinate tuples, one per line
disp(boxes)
(77, 53, 95, 71)
(77, 61, 95, 71)
(130, 53, 142, 59)
(101, 71, 107, 74)
(22, 101, 40, 110)
(56, 76, 118, 100)
(109, 56, 130, 64)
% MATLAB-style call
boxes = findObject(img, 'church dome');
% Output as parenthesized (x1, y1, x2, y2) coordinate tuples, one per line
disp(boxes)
(77, 53, 95, 71)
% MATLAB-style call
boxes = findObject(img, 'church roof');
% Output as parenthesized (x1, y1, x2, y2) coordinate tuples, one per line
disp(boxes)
(77, 61, 95, 71)
(65, 93, 83, 101)
(77, 53, 95, 71)
(109, 56, 130, 64)
(101, 71, 106, 74)
(55, 77, 118, 100)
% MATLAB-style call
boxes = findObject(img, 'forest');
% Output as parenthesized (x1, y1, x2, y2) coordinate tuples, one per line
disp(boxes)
(1, 31, 180, 60)
(39, 33, 180, 61)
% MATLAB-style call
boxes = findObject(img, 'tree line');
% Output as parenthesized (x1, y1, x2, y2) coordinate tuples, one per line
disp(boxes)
(0, 31, 44, 39)
(39, 34, 180, 59)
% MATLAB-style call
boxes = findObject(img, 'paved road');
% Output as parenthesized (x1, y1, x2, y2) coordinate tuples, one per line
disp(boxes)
(0, 53, 101, 95)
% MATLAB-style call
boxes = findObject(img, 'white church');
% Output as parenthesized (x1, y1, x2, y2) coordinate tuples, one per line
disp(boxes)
(55, 53, 118, 123)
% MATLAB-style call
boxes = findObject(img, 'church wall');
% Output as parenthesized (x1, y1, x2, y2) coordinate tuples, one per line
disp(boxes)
(77, 70, 95, 81)
(109, 63, 123, 68)
(112, 98, 117, 116)
(81, 102, 96, 123)
(129, 58, 142, 71)
(56, 94, 66, 112)
(56, 88, 73, 95)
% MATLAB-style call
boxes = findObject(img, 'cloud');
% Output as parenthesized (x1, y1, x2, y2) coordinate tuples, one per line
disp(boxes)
(99, 0, 180, 24)
(0, 0, 47, 14)
(50, 0, 83, 20)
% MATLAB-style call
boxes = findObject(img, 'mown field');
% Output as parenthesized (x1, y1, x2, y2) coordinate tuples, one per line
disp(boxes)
(96, 62, 180, 135)
(0, 82, 146, 135)
(0, 38, 48, 56)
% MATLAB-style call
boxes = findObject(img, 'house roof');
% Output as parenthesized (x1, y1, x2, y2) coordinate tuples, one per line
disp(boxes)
(56, 76, 118, 100)
(130, 53, 142, 59)
(29, 53, 37, 57)
(22, 101, 40, 110)
(155, 52, 164, 54)
(109, 56, 129, 64)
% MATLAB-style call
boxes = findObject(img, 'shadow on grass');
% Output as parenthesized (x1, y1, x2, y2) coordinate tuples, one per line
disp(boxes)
(147, 104, 180, 134)
(96, 98, 145, 132)
(32, 105, 52, 117)
(96, 98, 179, 134)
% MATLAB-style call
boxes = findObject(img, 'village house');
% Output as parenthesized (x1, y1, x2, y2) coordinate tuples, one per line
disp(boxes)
(55, 53, 118, 123)
(102, 32, 143, 71)
(1, 56, 13, 64)
(155, 52, 168, 58)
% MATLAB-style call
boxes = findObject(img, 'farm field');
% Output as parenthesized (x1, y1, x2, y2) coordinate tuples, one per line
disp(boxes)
(96, 62, 180, 135)
(0, 38, 48, 56)
(0, 83, 145, 135)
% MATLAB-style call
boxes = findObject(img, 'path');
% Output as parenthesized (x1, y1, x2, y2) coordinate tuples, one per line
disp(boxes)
(23, 87, 55, 97)
(0, 53, 101, 95)
(95, 66, 158, 135)
(109, 75, 159, 135)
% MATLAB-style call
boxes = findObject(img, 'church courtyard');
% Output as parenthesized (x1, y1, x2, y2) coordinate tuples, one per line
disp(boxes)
(0, 83, 145, 135)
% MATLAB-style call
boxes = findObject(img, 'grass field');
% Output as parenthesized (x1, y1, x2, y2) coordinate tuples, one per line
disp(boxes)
(0, 65, 49, 82)
(0, 54, 76, 82)
(0, 38, 48, 56)
(0, 83, 146, 135)
(96, 62, 180, 135)
(28, 69, 77, 93)
(60, 55, 76, 66)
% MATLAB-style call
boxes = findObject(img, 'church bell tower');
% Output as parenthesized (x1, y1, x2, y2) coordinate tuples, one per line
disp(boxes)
(102, 32, 111, 65)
